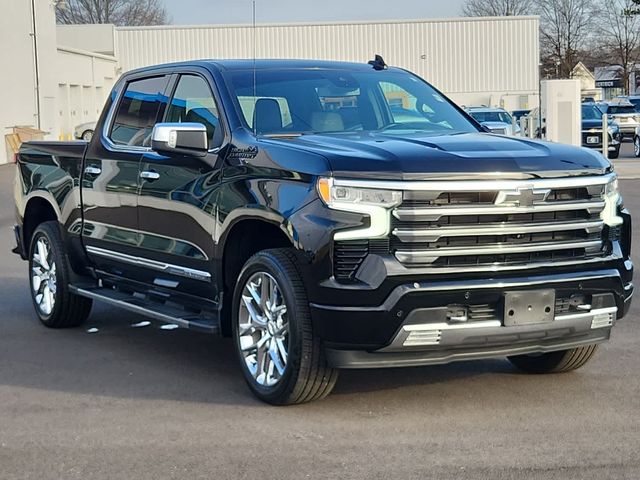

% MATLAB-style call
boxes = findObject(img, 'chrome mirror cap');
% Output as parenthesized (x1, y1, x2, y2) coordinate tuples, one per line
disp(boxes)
(151, 122, 208, 156)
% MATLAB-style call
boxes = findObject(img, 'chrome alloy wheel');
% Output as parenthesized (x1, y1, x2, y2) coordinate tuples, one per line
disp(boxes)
(31, 237, 57, 316)
(635, 136, 640, 157)
(237, 272, 289, 387)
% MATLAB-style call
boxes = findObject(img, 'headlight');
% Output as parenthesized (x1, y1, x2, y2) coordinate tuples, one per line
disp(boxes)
(601, 175, 623, 227)
(317, 177, 402, 240)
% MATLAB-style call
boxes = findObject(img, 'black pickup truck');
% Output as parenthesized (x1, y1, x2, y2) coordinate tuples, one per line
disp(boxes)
(13, 59, 634, 404)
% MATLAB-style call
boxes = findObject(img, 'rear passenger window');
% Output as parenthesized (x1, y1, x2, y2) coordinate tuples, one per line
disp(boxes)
(110, 76, 169, 147)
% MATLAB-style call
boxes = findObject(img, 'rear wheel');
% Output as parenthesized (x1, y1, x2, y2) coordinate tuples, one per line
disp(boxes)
(634, 135, 640, 158)
(232, 249, 338, 405)
(508, 345, 599, 374)
(28, 222, 92, 328)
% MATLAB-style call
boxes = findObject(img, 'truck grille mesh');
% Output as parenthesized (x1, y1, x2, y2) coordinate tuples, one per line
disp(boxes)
(391, 181, 609, 271)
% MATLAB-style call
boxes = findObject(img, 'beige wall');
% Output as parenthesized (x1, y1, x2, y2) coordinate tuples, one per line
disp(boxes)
(0, 1, 56, 164)
(55, 47, 118, 140)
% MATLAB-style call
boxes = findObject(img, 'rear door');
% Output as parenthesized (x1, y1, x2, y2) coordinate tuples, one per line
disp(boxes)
(82, 74, 171, 281)
(137, 71, 226, 299)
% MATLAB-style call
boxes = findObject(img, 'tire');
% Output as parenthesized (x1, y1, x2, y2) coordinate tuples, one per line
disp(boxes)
(508, 344, 599, 374)
(634, 135, 640, 158)
(608, 146, 620, 159)
(28, 221, 92, 328)
(81, 130, 93, 141)
(232, 248, 338, 405)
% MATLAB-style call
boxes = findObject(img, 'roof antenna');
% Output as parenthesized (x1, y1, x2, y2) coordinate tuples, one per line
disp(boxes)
(252, 0, 257, 137)
(368, 54, 388, 71)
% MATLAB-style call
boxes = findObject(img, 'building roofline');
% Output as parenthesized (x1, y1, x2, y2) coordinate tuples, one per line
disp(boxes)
(114, 15, 540, 31)
(57, 45, 117, 62)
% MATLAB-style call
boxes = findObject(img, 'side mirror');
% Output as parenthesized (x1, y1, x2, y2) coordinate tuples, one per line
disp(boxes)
(151, 123, 208, 156)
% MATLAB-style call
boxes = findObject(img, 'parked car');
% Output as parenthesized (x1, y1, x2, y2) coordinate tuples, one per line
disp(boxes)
(73, 121, 97, 141)
(13, 59, 633, 405)
(599, 101, 640, 139)
(613, 95, 640, 113)
(581, 103, 621, 159)
(465, 106, 521, 135)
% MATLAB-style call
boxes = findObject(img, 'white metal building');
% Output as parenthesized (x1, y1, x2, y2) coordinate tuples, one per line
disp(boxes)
(1, 10, 540, 165)
(0, 2, 117, 165)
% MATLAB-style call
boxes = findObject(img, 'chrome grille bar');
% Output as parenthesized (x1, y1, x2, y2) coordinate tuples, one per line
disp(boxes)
(393, 220, 604, 243)
(393, 200, 605, 222)
(395, 240, 604, 265)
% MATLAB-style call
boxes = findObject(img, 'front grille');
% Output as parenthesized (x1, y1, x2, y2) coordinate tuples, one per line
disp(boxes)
(391, 178, 611, 271)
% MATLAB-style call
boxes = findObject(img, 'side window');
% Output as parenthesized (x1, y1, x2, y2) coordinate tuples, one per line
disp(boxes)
(166, 75, 222, 148)
(110, 76, 169, 147)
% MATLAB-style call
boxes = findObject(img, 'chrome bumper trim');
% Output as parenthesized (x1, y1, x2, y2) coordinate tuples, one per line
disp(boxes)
(381, 306, 618, 351)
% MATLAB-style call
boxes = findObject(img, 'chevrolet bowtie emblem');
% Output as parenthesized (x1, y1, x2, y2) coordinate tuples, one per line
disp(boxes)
(495, 186, 550, 207)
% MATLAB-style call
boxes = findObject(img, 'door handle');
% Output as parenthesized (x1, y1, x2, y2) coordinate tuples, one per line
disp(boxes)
(140, 170, 160, 181)
(84, 165, 101, 175)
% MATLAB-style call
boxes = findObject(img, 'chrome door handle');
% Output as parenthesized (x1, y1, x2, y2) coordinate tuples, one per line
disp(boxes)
(84, 166, 101, 175)
(140, 170, 160, 181)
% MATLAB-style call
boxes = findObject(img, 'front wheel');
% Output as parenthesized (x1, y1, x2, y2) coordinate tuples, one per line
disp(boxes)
(608, 146, 620, 159)
(634, 135, 640, 158)
(232, 249, 338, 405)
(28, 221, 92, 328)
(508, 344, 599, 374)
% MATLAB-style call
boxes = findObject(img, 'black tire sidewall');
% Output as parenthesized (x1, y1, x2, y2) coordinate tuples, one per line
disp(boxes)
(28, 225, 62, 325)
(231, 251, 306, 403)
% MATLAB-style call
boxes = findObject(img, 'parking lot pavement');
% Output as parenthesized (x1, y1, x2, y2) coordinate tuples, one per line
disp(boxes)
(613, 141, 640, 179)
(0, 162, 639, 480)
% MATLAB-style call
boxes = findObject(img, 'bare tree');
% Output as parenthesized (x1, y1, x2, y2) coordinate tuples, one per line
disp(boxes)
(599, 0, 640, 94)
(56, 0, 170, 26)
(462, 0, 536, 16)
(536, 0, 596, 78)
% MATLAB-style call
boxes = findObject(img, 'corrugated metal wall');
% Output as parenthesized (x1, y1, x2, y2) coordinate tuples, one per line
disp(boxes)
(115, 16, 539, 97)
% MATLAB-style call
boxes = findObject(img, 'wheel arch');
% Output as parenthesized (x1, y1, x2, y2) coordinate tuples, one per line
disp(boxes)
(22, 194, 60, 256)
(217, 213, 299, 336)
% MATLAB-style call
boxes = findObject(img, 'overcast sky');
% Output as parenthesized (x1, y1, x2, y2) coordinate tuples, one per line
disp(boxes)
(164, 0, 466, 25)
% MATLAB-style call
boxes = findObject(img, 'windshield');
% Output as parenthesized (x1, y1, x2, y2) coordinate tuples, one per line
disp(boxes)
(608, 105, 636, 115)
(468, 110, 512, 124)
(222, 68, 478, 136)
(582, 104, 603, 120)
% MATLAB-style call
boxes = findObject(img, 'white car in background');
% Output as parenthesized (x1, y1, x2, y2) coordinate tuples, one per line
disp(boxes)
(74, 121, 97, 141)
(465, 107, 521, 135)
(599, 100, 640, 139)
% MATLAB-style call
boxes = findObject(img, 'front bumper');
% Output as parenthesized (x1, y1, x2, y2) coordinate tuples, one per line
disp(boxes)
(312, 266, 633, 368)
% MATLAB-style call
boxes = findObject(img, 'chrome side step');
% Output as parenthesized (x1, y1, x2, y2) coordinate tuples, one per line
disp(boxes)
(69, 285, 220, 334)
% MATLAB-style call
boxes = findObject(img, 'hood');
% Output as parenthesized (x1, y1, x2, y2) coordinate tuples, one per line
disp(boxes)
(262, 131, 610, 180)
(582, 119, 614, 130)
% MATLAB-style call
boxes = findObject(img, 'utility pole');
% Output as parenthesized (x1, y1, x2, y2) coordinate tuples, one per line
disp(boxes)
(30, 0, 41, 130)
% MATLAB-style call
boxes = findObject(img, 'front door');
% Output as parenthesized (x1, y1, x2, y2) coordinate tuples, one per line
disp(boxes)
(137, 72, 226, 300)
(82, 74, 171, 281)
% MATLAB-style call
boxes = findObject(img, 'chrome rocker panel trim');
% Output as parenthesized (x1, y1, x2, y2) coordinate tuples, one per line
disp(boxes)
(86, 246, 211, 282)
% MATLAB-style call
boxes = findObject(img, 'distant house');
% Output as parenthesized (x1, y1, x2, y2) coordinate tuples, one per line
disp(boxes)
(571, 62, 600, 101)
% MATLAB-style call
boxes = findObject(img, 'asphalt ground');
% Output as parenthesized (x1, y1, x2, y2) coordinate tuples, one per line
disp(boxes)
(0, 148, 639, 479)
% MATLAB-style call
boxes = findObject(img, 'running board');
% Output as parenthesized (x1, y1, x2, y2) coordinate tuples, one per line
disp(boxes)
(69, 285, 220, 334)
